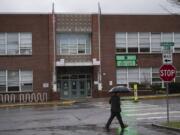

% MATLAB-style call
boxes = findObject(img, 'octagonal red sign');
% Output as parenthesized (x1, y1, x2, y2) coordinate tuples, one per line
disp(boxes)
(159, 64, 176, 82)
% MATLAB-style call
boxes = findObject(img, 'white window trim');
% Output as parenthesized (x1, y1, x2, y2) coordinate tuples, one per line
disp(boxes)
(19, 70, 21, 92)
(149, 32, 152, 53)
(5, 33, 8, 54)
(5, 70, 8, 92)
(18, 33, 20, 55)
(138, 32, 140, 53)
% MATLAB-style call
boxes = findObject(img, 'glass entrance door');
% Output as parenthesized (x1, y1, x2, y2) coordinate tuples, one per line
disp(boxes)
(61, 80, 69, 99)
(71, 80, 78, 98)
(79, 80, 86, 98)
(58, 74, 91, 99)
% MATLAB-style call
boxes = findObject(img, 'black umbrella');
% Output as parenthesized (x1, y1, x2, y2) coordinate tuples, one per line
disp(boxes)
(109, 86, 131, 93)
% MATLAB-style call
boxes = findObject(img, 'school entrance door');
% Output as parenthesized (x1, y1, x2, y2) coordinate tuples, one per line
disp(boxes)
(57, 74, 91, 99)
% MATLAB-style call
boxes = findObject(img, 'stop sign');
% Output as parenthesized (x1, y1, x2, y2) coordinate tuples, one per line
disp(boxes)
(159, 64, 176, 82)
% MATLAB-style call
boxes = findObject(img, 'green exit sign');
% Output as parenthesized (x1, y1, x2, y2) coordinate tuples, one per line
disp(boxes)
(116, 55, 137, 67)
(117, 61, 136, 67)
(116, 55, 136, 61)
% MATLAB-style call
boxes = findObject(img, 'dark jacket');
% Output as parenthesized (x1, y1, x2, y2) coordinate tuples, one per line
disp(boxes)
(109, 95, 121, 112)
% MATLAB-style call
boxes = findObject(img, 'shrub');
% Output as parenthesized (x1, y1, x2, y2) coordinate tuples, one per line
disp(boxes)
(169, 82, 180, 93)
(151, 84, 166, 94)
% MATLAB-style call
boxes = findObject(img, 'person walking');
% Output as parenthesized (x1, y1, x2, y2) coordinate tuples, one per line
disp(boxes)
(105, 92, 128, 131)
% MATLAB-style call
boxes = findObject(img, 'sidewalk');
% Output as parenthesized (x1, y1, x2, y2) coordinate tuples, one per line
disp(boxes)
(0, 100, 76, 108)
(0, 93, 180, 108)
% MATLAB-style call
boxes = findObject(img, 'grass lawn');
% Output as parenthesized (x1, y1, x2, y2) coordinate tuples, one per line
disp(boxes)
(162, 121, 180, 129)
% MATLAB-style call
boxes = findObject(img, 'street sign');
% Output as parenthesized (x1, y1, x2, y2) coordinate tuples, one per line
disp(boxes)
(161, 42, 174, 47)
(159, 64, 176, 82)
(161, 42, 174, 65)
(163, 53, 172, 64)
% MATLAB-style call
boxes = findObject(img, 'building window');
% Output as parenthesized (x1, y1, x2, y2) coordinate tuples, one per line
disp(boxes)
(139, 32, 150, 52)
(116, 69, 127, 84)
(116, 32, 180, 54)
(0, 70, 33, 92)
(0, 70, 6, 92)
(7, 33, 19, 55)
(8, 70, 19, 91)
(0, 32, 32, 55)
(116, 32, 126, 53)
(174, 33, 180, 53)
(0, 33, 6, 54)
(176, 71, 180, 82)
(128, 68, 139, 83)
(127, 33, 138, 52)
(57, 33, 91, 55)
(140, 68, 151, 84)
(151, 32, 161, 53)
(152, 68, 162, 85)
(116, 67, 160, 86)
(20, 71, 33, 91)
(162, 32, 173, 42)
(20, 33, 32, 55)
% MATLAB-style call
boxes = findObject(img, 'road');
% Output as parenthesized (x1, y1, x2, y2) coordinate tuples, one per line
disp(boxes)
(0, 97, 180, 135)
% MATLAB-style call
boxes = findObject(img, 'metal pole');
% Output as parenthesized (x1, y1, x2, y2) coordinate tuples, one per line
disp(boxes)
(98, 2, 102, 90)
(166, 82, 169, 124)
(52, 2, 57, 92)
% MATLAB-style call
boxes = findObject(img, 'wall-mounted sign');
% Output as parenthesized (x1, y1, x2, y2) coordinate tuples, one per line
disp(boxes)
(116, 60, 136, 67)
(116, 55, 137, 67)
(116, 55, 136, 61)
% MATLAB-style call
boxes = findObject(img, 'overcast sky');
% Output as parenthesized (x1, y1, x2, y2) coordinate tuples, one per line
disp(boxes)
(0, 0, 180, 14)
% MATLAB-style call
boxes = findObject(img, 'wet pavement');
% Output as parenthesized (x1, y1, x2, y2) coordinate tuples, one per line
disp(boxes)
(0, 97, 180, 135)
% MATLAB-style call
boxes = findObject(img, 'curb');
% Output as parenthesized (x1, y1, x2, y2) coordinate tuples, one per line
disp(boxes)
(0, 100, 76, 108)
(121, 94, 180, 100)
(152, 123, 180, 133)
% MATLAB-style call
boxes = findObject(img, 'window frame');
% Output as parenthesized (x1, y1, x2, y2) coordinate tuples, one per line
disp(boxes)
(0, 70, 33, 93)
(115, 32, 180, 54)
(57, 33, 91, 55)
(0, 32, 32, 56)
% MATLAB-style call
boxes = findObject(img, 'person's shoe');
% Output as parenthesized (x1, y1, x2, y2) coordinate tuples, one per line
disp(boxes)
(124, 124, 128, 128)
(122, 124, 128, 130)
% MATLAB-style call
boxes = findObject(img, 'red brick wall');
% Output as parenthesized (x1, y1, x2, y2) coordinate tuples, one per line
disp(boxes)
(98, 15, 180, 93)
(0, 15, 52, 95)
(91, 15, 99, 96)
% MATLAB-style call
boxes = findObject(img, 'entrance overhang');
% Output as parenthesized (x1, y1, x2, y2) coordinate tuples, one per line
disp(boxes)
(56, 58, 100, 66)
(56, 62, 93, 66)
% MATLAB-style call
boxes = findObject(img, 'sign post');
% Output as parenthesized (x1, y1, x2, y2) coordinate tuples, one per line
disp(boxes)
(159, 64, 176, 124)
(160, 42, 175, 124)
